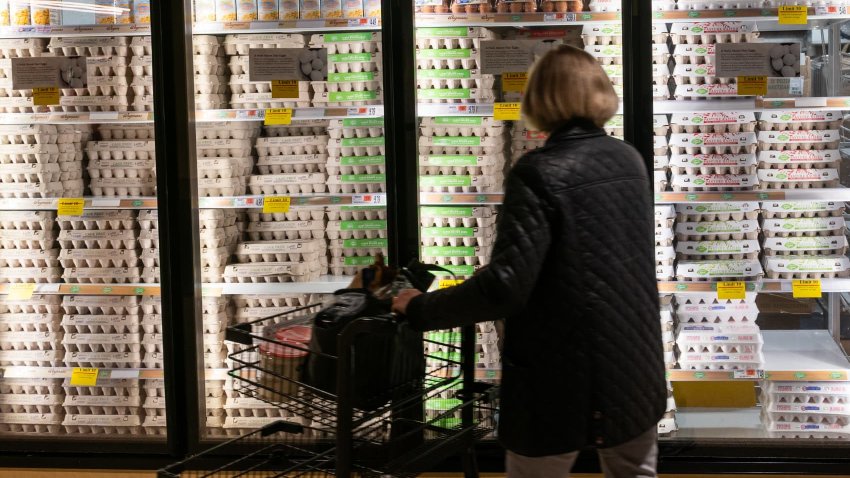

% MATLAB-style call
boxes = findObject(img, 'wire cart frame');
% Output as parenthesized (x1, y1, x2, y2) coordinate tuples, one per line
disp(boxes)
(159, 305, 498, 478)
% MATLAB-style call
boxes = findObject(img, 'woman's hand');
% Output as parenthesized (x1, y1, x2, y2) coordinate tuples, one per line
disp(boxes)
(392, 289, 423, 315)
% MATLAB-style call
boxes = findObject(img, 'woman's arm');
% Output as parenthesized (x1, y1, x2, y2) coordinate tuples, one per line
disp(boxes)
(402, 162, 554, 331)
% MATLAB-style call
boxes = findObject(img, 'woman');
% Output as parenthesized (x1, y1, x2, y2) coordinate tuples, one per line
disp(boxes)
(393, 45, 667, 478)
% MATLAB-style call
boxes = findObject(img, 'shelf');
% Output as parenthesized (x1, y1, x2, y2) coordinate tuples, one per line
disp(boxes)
(418, 102, 623, 117)
(667, 330, 850, 382)
(192, 18, 381, 34)
(654, 97, 850, 114)
(659, 279, 850, 295)
(0, 284, 161, 296)
(196, 106, 383, 123)
(655, 189, 850, 203)
(670, 408, 766, 440)
(415, 11, 620, 27)
(0, 112, 153, 125)
(202, 276, 353, 296)
(419, 193, 504, 205)
(0, 198, 157, 211)
(652, 7, 850, 28)
(198, 193, 387, 209)
(0, 24, 151, 38)
(0, 367, 229, 381)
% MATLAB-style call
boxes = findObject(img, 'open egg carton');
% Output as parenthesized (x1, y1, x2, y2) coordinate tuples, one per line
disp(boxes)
(0, 378, 63, 435)
(62, 378, 142, 436)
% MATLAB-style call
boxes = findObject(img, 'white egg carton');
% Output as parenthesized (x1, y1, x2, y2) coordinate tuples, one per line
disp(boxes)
(676, 240, 761, 260)
(764, 235, 848, 257)
(57, 229, 137, 250)
(62, 414, 143, 435)
(199, 225, 239, 247)
(195, 58, 226, 76)
(651, 64, 670, 86)
(194, 140, 252, 161)
(759, 111, 843, 131)
(98, 124, 155, 140)
(0, 143, 67, 163)
(130, 76, 154, 96)
(62, 331, 141, 354)
(197, 157, 254, 179)
(415, 49, 481, 71)
(329, 239, 388, 258)
(675, 203, 760, 222)
(255, 135, 329, 156)
(421, 233, 494, 247)
(326, 137, 386, 158)
(197, 122, 260, 141)
(0, 249, 59, 267)
(416, 87, 495, 104)
(419, 174, 496, 193)
(86, 56, 131, 77)
(758, 130, 841, 151)
(670, 173, 758, 191)
(656, 205, 675, 224)
(0, 295, 61, 314)
(764, 408, 850, 429)
(656, 246, 676, 266)
(256, 154, 327, 174)
(314, 79, 383, 94)
(246, 221, 325, 241)
(676, 259, 763, 282)
(198, 246, 227, 268)
(130, 95, 155, 112)
(64, 394, 141, 416)
(222, 262, 322, 283)
(0, 161, 64, 182)
(264, 122, 330, 137)
(678, 352, 763, 370)
(56, 210, 136, 231)
(137, 211, 158, 232)
(62, 296, 140, 315)
(0, 413, 63, 434)
(0, 313, 60, 333)
(193, 75, 228, 96)
(655, 228, 675, 248)
(196, 177, 247, 197)
(418, 135, 503, 155)
(246, 173, 327, 195)
(326, 208, 385, 222)
(311, 32, 382, 53)
(674, 83, 741, 100)
(670, 112, 756, 133)
(762, 201, 844, 219)
(669, 154, 757, 175)
(0, 393, 63, 415)
(142, 267, 160, 283)
(757, 149, 840, 170)
(139, 297, 162, 317)
(129, 55, 154, 76)
(226, 75, 276, 95)
(0, 266, 61, 283)
(679, 342, 762, 355)
(246, 210, 326, 223)
(311, 90, 383, 107)
(87, 159, 156, 180)
(65, 351, 143, 368)
(234, 240, 324, 263)
(50, 95, 132, 113)
(325, 220, 387, 240)
(222, 34, 306, 56)
(233, 294, 320, 309)
(0, 38, 47, 58)
(0, 330, 60, 350)
(0, 181, 70, 198)
(761, 217, 846, 238)
(326, 156, 384, 176)
(676, 300, 759, 322)
(199, 209, 239, 227)
(48, 37, 130, 57)
(230, 92, 311, 109)
(758, 168, 840, 189)
(420, 254, 489, 268)
(765, 381, 850, 399)
(419, 216, 495, 229)
(668, 133, 757, 155)
(328, 173, 386, 192)
(0, 125, 77, 145)
(764, 255, 850, 279)
(89, 177, 156, 197)
(58, 248, 139, 269)
(669, 22, 757, 44)
(61, 266, 142, 284)
(0, 211, 55, 230)
(581, 23, 623, 45)
(64, 75, 130, 97)
(675, 220, 759, 241)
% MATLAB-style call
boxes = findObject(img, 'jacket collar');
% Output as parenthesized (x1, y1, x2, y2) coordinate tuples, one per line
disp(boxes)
(544, 119, 606, 146)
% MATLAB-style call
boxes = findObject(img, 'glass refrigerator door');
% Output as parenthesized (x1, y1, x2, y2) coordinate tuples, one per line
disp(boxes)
(653, 3, 850, 445)
(187, 0, 387, 439)
(412, 0, 624, 404)
(0, 2, 165, 443)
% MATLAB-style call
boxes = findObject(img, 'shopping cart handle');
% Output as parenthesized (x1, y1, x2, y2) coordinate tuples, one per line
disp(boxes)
(260, 420, 304, 437)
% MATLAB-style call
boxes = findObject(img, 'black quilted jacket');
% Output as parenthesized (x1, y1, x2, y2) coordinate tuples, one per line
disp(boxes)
(406, 121, 667, 457)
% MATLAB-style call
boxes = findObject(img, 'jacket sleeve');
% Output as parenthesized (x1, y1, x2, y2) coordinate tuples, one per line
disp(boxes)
(406, 162, 553, 332)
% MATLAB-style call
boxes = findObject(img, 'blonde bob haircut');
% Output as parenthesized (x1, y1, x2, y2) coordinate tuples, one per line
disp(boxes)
(521, 45, 619, 132)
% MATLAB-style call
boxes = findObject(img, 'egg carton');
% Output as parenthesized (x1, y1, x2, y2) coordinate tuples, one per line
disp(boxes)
(127, 55, 154, 77)
(137, 298, 161, 318)
(675, 239, 761, 260)
(196, 157, 253, 180)
(678, 353, 763, 370)
(419, 216, 496, 229)
(758, 130, 841, 151)
(233, 294, 322, 310)
(86, 159, 157, 180)
(64, 351, 143, 368)
(230, 92, 311, 109)
(420, 255, 489, 268)
(418, 135, 503, 156)
(193, 75, 229, 96)
(0, 295, 61, 315)
(58, 248, 140, 268)
(129, 95, 155, 112)
(329, 239, 388, 258)
(325, 156, 384, 176)
(679, 342, 762, 355)
(62, 332, 141, 354)
(326, 208, 386, 222)
(0, 211, 55, 231)
(234, 240, 324, 263)
(50, 96, 132, 113)
(63, 394, 141, 415)
(669, 22, 757, 45)
(0, 250, 58, 268)
(416, 86, 496, 104)
(674, 220, 759, 241)
(314, 75, 384, 94)
(650, 64, 671, 86)
(196, 246, 227, 268)
(309, 32, 382, 53)
(674, 83, 742, 100)
(326, 220, 387, 240)
(61, 266, 142, 284)
(655, 246, 675, 266)
(757, 149, 841, 170)
(764, 381, 850, 399)
(764, 408, 850, 427)
(0, 38, 47, 58)
(669, 154, 757, 175)
(199, 224, 239, 245)
(581, 23, 623, 46)
(0, 266, 61, 283)
(137, 210, 158, 231)
(255, 136, 329, 156)
(141, 266, 160, 283)
(63, 378, 140, 398)
(419, 174, 497, 193)
(762, 201, 844, 219)
(243, 210, 326, 223)
(0, 226, 54, 242)
(0, 125, 79, 145)
(0, 142, 69, 162)
(0, 181, 72, 198)
(222, 34, 306, 56)
(222, 262, 323, 283)
(255, 154, 327, 175)
(312, 90, 383, 107)
(676, 309, 760, 324)
(327, 174, 386, 194)
(0, 393, 63, 415)
(416, 70, 496, 92)
(98, 124, 155, 141)
(64, 75, 131, 97)
(761, 217, 846, 238)
(668, 133, 757, 155)
(246, 220, 326, 241)
(764, 255, 850, 279)
(656, 205, 675, 225)
(670, 112, 757, 134)
(759, 111, 843, 131)
(264, 122, 331, 138)
(62, 296, 141, 316)
(85, 56, 131, 77)
(0, 313, 60, 333)
(0, 412, 63, 434)
(0, 161, 67, 182)
(0, 329, 61, 350)
(676, 321, 761, 340)
(197, 122, 260, 141)
(655, 228, 674, 248)
(62, 414, 143, 435)
(196, 139, 255, 159)
(57, 229, 138, 250)
(196, 177, 247, 197)
(227, 74, 308, 95)
(197, 94, 229, 109)
(758, 168, 840, 189)
(764, 235, 848, 257)
(670, 174, 758, 191)
(325, 137, 386, 158)
(671, 63, 736, 85)
(675, 203, 759, 222)
(47, 37, 130, 57)
(321, 51, 381, 73)
(675, 259, 763, 282)
(232, 306, 299, 324)
(56, 210, 136, 231)
(246, 173, 327, 195)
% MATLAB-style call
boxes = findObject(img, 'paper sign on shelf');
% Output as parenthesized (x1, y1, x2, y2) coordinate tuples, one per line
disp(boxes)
(263, 196, 291, 213)
(264, 108, 293, 125)
(733, 369, 765, 379)
(494, 103, 521, 121)
(792, 279, 822, 298)
(7, 283, 35, 300)
(779, 5, 807, 25)
(502, 72, 528, 93)
(57, 198, 85, 216)
(33, 87, 60, 106)
(717, 281, 746, 300)
(70, 367, 99, 386)
(737, 76, 767, 96)
(438, 279, 464, 289)
(271, 80, 299, 99)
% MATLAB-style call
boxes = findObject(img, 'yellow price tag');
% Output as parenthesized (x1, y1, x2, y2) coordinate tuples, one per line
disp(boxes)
(263, 196, 291, 213)
(717, 281, 746, 300)
(779, 5, 807, 25)
(264, 108, 293, 126)
(438, 279, 464, 289)
(502, 72, 528, 93)
(737, 76, 767, 96)
(7, 283, 35, 300)
(57, 198, 85, 216)
(493, 102, 521, 121)
(33, 87, 60, 106)
(70, 367, 99, 386)
(792, 279, 822, 299)
(271, 80, 299, 99)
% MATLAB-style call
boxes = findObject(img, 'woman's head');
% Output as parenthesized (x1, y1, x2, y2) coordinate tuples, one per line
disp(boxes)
(521, 45, 619, 132)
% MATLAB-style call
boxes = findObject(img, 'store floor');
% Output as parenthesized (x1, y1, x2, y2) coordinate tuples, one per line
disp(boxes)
(1, 473, 849, 478)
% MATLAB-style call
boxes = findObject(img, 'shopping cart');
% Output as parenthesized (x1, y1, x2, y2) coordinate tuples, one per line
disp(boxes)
(159, 301, 499, 478)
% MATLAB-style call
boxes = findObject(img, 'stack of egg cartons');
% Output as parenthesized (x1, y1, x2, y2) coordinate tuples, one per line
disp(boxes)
(0, 39, 48, 114)
(326, 206, 386, 276)
(582, 23, 636, 100)
(509, 119, 545, 168)
(420, 206, 494, 279)
(127, 37, 153, 112)
(198, 209, 241, 284)
(668, 112, 758, 192)
(140, 295, 166, 436)
(674, 202, 763, 282)
(762, 381, 850, 439)
(196, 123, 256, 198)
(224, 34, 310, 110)
(761, 200, 849, 280)
(657, 296, 677, 435)
(675, 292, 763, 371)
(61, 294, 142, 371)
(0, 377, 63, 435)
(87, 124, 156, 197)
(0, 211, 61, 285)
(193, 36, 228, 111)
(414, 28, 492, 106)
(251, 122, 329, 199)
(653, 115, 670, 191)
(655, 205, 675, 283)
(0, 293, 62, 368)
(326, 118, 386, 198)
(62, 377, 142, 436)
(651, 23, 671, 101)
(57, 210, 141, 286)
(0, 124, 85, 199)
(141, 378, 166, 437)
(670, 23, 757, 101)
(48, 37, 131, 113)
(138, 209, 160, 286)
(311, 33, 381, 108)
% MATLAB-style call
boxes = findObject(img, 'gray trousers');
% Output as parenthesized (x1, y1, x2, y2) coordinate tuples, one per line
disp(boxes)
(505, 428, 658, 478)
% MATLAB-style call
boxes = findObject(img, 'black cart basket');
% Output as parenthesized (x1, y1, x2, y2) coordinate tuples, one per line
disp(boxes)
(159, 296, 498, 478)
